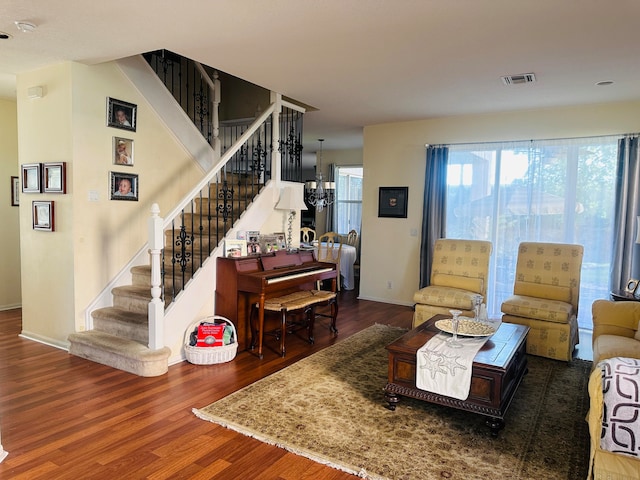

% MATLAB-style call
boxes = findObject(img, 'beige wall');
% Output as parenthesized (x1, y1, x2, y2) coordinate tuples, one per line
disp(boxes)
(17, 61, 203, 346)
(0, 98, 21, 309)
(359, 101, 640, 306)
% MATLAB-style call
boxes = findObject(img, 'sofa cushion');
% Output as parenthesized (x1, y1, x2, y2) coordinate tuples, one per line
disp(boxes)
(432, 273, 483, 294)
(500, 294, 573, 324)
(514, 281, 571, 303)
(413, 285, 477, 310)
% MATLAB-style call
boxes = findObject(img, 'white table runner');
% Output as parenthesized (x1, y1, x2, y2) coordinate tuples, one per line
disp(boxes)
(416, 333, 489, 400)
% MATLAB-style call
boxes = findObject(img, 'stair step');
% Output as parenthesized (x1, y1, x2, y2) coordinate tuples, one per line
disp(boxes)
(92, 307, 149, 344)
(131, 265, 196, 293)
(112, 285, 157, 315)
(68, 331, 170, 377)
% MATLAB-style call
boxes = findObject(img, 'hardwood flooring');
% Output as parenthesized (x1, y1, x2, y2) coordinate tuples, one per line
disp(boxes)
(0, 289, 414, 479)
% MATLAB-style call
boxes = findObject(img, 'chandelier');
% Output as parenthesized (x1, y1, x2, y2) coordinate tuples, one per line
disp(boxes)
(305, 139, 335, 212)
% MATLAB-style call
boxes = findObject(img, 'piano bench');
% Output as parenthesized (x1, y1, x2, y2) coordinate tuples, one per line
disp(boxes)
(250, 290, 338, 358)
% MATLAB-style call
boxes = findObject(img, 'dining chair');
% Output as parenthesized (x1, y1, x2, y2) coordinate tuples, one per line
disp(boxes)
(345, 229, 360, 279)
(316, 232, 343, 291)
(300, 227, 316, 244)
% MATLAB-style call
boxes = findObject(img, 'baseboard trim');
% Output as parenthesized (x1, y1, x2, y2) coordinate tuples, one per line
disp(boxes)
(19, 331, 69, 351)
(356, 295, 414, 308)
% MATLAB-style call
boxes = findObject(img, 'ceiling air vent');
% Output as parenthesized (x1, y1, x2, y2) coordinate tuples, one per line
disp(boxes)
(501, 73, 536, 85)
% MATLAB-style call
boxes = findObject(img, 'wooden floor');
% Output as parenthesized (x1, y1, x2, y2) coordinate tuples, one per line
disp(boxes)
(0, 288, 414, 479)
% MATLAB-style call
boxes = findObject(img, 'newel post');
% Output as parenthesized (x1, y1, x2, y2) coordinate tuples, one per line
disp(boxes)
(148, 203, 164, 350)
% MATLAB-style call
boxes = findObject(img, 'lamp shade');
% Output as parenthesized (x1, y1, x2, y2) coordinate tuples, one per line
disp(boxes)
(276, 186, 308, 211)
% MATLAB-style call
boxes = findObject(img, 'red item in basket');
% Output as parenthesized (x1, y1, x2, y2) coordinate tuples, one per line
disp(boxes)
(196, 323, 225, 347)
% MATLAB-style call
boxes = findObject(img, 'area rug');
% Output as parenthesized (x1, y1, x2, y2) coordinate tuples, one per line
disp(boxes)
(193, 324, 591, 480)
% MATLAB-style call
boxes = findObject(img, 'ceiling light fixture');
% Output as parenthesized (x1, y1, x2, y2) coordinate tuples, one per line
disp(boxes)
(305, 139, 335, 213)
(596, 81, 614, 86)
(15, 21, 37, 33)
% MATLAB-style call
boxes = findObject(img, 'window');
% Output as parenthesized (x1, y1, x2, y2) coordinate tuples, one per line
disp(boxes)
(334, 167, 363, 235)
(446, 137, 619, 329)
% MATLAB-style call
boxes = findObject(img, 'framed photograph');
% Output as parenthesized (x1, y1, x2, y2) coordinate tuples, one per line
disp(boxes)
(32, 200, 54, 231)
(625, 278, 639, 294)
(43, 162, 66, 193)
(11, 176, 19, 206)
(225, 239, 248, 258)
(21, 163, 41, 193)
(260, 234, 280, 253)
(378, 186, 408, 218)
(274, 232, 287, 250)
(113, 137, 134, 166)
(107, 97, 137, 132)
(110, 172, 138, 201)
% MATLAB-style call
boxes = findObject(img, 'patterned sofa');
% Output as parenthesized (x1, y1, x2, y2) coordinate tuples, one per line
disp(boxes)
(587, 300, 640, 479)
(413, 238, 492, 327)
(500, 242, 584, 361)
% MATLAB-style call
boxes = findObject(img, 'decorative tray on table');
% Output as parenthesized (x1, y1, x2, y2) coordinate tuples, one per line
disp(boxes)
(435, 318, 498, 337)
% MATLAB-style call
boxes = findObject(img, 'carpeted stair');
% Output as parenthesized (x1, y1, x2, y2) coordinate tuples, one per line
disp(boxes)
(68, 268, 173, 377)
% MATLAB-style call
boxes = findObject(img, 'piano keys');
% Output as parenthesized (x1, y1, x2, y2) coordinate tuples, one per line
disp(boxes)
(215, 250, 338, 352)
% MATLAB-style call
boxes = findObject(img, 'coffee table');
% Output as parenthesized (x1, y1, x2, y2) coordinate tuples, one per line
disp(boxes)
(384, 315, 529, 436)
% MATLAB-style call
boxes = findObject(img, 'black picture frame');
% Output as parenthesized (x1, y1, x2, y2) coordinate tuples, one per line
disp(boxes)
(11, 176, 19, 206)
(107, 97, 137, 132)
(110, 172, 139, 201)
(378, 186, 408, 218)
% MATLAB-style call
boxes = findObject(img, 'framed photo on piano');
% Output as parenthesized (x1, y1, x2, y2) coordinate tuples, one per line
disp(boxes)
(225, 239, 247, 258)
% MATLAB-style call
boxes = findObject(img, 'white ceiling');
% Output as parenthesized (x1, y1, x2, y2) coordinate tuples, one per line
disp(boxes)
(2, 0, 640, 154)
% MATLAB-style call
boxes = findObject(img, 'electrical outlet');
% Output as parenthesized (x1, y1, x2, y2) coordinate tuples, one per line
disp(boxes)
(387, 280, 392, 289)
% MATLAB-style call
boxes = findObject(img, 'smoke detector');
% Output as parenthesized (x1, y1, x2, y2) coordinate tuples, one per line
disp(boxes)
(15, 21, 37, 33)
(501, 73, 536, 85)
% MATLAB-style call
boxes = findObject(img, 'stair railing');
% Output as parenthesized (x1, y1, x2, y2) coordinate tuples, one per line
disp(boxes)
(147, 96, 304, 350)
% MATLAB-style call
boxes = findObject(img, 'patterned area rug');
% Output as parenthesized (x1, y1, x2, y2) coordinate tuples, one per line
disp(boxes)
(194, 324, 591, 480)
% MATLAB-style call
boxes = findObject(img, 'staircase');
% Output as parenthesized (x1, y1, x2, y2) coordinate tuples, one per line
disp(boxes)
(67, 51, 304, 377)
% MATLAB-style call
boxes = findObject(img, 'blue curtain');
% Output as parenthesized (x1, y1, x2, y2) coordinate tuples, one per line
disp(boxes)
(419, 145, 449, 288)
(611, 136, 640, 288)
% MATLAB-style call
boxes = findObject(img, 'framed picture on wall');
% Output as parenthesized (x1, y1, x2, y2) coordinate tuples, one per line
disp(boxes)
(106, 97, 137, 132)
(110, 172, 138, 201)
(11, 176, 19, 206)
(113, 137, 134, 166)
(32, 200, 54, 231)
(43, 162, 66, 194)
(378, 186, 408, 218)
(21, 163, 41, 193)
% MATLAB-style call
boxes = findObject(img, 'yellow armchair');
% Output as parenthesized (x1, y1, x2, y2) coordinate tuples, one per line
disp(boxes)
(591, 299, 640, 365)
(413, 239, 492, 327)
(501, 242, 583, 361)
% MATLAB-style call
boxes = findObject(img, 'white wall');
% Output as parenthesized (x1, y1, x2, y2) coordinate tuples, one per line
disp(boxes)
(359, 101, 640, 306)
(0, 98, 21, 310)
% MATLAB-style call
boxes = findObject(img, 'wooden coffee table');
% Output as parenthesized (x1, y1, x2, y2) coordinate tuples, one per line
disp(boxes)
(385, 315, 529, 436)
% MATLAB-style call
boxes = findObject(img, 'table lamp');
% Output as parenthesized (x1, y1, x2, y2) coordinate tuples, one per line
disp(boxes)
(276, 186, 308, 249)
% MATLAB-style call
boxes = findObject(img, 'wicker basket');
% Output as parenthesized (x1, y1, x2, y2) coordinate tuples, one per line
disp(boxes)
(184, 316, 238, 365)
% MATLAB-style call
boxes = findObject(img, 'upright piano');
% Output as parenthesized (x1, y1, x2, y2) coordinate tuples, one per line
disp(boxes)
(215, 250, 338, 352)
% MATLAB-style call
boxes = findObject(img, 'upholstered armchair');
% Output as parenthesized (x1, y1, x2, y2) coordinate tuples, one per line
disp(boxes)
(413, 239, 492, 328)
(591, 299, 640, 365)
(500, 242, 584, 362)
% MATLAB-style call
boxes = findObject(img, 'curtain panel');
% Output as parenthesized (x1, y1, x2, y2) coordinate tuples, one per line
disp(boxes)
(419, 145, 448, 288)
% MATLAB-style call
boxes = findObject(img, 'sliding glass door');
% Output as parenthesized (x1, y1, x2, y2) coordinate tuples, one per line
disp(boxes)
(446, 137, 619, 329)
